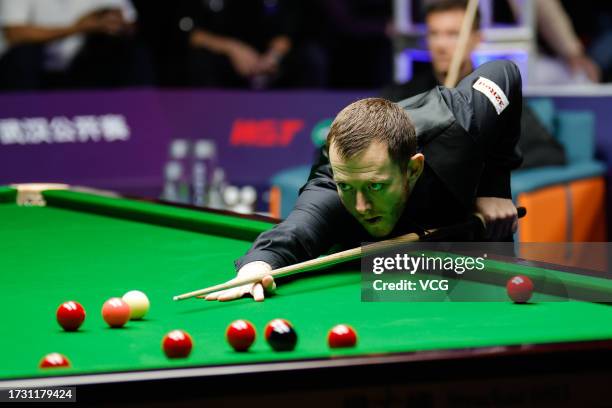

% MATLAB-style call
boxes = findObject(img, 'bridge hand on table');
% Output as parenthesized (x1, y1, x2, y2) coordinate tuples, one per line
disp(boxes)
(203, 261, 276, 302)
(475, 197, 518, 240)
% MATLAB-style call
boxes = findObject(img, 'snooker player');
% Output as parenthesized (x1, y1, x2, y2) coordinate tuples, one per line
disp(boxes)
(206, 59, 523, 302)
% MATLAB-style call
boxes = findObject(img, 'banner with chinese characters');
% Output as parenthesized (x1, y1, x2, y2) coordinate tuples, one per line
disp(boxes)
(0, 89, 368, 198)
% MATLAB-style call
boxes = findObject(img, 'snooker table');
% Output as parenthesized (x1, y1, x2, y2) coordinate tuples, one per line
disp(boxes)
(1, 184, 612, 407)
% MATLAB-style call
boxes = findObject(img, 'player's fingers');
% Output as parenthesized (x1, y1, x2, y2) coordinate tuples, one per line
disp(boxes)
(204, 275, 243, 300)
(511, 216, 519, 234)
(483, 216, 494, 239)
(218, 285, 250, 302)
(261, 275, 276, 294)
(505, 214, 516, 237)
(492, 215, 505, 240)
(251, 283, 265, 302)
(204, 285, 240, 300)
(500, 211, 516, 239)
(494, 218, 505, 240)
(500, 219, 510, 240)
(203, 290, 224, 300)
(487, 214, 501, 240)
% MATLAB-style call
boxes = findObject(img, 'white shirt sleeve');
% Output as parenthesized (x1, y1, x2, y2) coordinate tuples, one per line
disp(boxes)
(119, 0, 137, 23)
(0, 0, 33, 26)
(102, 0, 137, 23)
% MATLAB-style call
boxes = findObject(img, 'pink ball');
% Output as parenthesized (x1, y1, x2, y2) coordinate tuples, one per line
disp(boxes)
(102, 297, 131, 328)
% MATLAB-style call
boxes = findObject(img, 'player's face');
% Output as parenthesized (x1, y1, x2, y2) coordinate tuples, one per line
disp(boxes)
(426, 9, 480, 78)
(329, 141, 421, 238)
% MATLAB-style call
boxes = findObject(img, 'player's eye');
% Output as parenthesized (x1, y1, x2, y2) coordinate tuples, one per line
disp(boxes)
(369, 183, 384, 192)
(337, 183, 352, 192)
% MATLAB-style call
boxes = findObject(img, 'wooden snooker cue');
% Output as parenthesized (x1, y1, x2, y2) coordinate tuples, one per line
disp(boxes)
(172, 207, 526, 301)
(173, 230, 422, 301)
(443, 0, 480, 88)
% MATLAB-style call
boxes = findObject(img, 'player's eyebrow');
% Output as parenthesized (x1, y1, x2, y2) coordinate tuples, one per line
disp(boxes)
(333, 177, 349, 184)
(369, 177, 392, 183)
(334, 176, 391, 185)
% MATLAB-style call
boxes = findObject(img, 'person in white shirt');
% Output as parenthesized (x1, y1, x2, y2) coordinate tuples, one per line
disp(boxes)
(0, 0, 153, 89)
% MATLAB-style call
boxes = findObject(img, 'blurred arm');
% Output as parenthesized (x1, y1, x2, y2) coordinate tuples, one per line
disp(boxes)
(3, 25, 81, 45)
(189, 28, 237, 54)
(508, 0, 600, 81)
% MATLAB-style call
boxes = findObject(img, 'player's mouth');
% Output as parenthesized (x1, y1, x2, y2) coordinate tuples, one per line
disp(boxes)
(364, 216, 383, 225)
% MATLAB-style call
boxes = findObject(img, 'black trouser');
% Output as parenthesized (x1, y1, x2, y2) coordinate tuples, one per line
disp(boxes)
(0, 44, 45, 90)
(67, 33, 155, 88)
(0, 34, 155, 90)
(187, 41, 328, 89)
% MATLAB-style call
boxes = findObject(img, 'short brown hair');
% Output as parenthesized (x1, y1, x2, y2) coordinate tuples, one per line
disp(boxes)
(424, 0, 481, 31)
(326, 98, 417, 172)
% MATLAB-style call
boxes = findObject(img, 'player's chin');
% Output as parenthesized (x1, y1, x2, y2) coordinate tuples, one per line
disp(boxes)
(434, 63, 449, 75)
(363, 223, 393, 238)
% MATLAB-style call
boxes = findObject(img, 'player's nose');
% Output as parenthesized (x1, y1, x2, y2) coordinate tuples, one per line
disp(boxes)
(437, 45, 450, 55)
(354, 192, 371, 214)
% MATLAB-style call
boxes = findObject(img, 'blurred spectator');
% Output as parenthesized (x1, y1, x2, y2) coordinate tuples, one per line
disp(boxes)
(383, 0, 481, 99)
(0, 0, 154, 90)
(558, 0, 612, 82)
(180, 0, 324, 89)
(382, 0, 565, 169)
(508, 0, 601, 84)
(406, 0, 603, 84)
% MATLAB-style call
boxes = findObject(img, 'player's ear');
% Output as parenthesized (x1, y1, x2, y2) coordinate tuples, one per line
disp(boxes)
(407, 153, 424, 183)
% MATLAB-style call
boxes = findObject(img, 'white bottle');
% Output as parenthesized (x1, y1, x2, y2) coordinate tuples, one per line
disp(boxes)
(163, 139, 191, 203)
(191, 139, 216, 207)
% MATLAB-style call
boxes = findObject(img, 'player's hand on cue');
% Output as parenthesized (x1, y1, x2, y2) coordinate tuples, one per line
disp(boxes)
(475, 197, 518, 240)
(203, 261, 276, 302)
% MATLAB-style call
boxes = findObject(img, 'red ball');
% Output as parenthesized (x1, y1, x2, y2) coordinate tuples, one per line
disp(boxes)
(162, 330, 193, 358)
(56, 301, 86, 331)
(327, 324, 357, 348)
(506, 275, 534, 303)
(226, 320, 256, 352)
(101, 298, 131, 328)
(39, 353, 70, 368)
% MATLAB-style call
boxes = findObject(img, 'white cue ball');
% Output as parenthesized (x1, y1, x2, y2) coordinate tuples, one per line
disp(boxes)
(122, 290, 150, 320)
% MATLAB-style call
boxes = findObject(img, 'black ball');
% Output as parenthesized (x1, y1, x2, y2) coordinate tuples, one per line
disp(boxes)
(265, 319, 297, 351)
